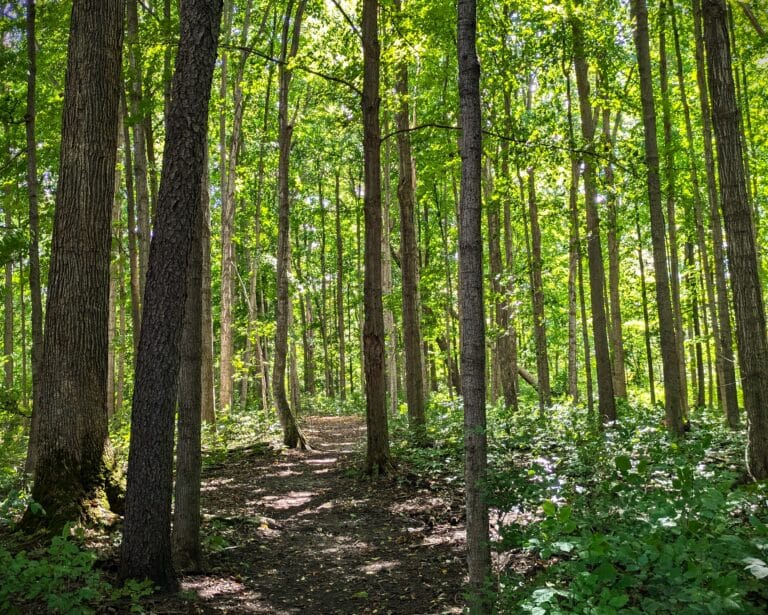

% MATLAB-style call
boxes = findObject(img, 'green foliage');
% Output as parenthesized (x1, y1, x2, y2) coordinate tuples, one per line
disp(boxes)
(0, 525, 153, 614)
(490, 403, 768, 614)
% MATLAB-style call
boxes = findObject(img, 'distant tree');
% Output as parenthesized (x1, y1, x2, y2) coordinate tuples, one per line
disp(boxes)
(22, 0, 124, 530)
(120, 0, 223, 589)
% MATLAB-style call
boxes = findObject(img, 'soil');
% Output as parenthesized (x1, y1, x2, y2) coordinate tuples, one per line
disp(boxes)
(144, 415, 468, 614)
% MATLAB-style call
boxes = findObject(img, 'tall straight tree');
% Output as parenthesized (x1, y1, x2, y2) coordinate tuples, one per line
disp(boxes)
(120, 0, 223, 589)
(22, 0, 124, 529)
(631, 0, 685, 435)
(394, 0, 426, 441)
(24, 0, 44, 474)
(362, 0, 391, 475)
(272, 0, 308, 449)
(458, 0, 491, 610)
(571, 7, 616, 424)
(702, 0, 768, 478)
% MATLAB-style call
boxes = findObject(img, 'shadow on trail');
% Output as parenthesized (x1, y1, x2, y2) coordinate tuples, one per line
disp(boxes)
(177, 416, 467, 614)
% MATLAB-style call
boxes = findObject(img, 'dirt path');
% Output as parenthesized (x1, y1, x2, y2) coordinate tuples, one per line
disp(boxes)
(153, 416, 467, 614)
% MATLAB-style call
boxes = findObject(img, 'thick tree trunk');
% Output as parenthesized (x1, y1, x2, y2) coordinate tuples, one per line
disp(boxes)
(632, 0, 685, 435)
(362, 0, 391, 475)
(572, 14, 616, 423)
(272, 0, 307, 449)
(172, 170, 204, 574)
(458, 0, 492, 610)
(24, 0, 124, 530)
(120, 0, 222, 589)
(702, 0, 768, 478)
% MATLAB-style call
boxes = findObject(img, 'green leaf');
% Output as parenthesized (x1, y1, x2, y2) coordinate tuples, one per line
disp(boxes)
(614, 455, 631, 474)
(743, 557, 768, 579)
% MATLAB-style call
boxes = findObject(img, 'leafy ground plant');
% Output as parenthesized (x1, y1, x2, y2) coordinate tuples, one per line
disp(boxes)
(0, 524, 153, 614)
(489, 403, 768, 614)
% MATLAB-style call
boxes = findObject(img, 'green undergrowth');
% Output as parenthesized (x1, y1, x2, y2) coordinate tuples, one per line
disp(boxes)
(0, 524, 153, 614)
(397, 397, 768, 613)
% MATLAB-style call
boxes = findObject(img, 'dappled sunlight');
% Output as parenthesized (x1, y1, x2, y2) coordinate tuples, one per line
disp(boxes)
(258, 490, 318, 511)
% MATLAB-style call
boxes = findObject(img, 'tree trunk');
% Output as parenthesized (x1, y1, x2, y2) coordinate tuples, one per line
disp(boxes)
(201, 149, 216, 425)
(172, 167, 204, 574)
(4, 208, 13, 390)
(458, 0, 492, 609)
(702, 0, 768, 478)
(24, 0, 124, 530)
(382, 135, 398, 416)
(362, 0, 391, 475)
(572, 13, 616, 424)
(24, 0, 44, 474)
(318, 172, 334, 397)
(335, 171, 347, 400)
(107, 140, 122, 419)
(635, 207, 656, 406)
(120, 0, 222, 589)
(659, 0, 689, 417)
(126, 0, 150, 306)
(632, 0, 685, 435)
(272, 0, 307, 449)
(693, 0, 739, 427)
(393, 5, 426, 438)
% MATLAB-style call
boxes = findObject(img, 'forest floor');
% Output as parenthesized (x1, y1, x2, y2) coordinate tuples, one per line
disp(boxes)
(145, 415, 468, 614)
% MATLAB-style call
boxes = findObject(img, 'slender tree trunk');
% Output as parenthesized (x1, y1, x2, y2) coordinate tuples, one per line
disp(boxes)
(458, 0, 492, 609)
(693, 0, 740, 427)
(335, 171, 347, 400)
(120, 0, 222, 589)
(393, 4, 426, 437)
(659, 1, 689, 417)
(4, 208, 12, 390)
(602, 110, 627, 399)
(362, 0, 391, 474)
(702, 0, 768, 478)
(24, 0, 44, 474)
(200, 149, 216, 425)
(107, 144, 122, 419)
(24, 0, 124, 530)
(635, 207, 656, 405)
(318, 172, 334, 397)
(272, 0, 307, 449)
(572, 13, 616, 424)
(126, 0, 150, 305)
(632, 0, 684, 434)
(382, 135, 398, 416)
(526, 167, 551, 410)
(121, 95, 141, 357)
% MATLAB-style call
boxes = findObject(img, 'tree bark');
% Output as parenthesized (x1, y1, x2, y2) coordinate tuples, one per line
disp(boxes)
(702, 0, 768, 478)
(572, 12, 616, 424)
(458, 0, 492, 609)
(635, 206, 656, 406)
(362, 0, 391, 475)
(632, 0, 685, 435)
(272, 0, 307, 449)
(120, 0, 222, 589)
(335, 170, 347, 400)
(24, 0, 124, 530)
(693, 0, 739, 427)
(382, 134, 398, 417)
(4, 208, 12, 390)
(200, 150, 216, 425)
(24, 0, 44, 474)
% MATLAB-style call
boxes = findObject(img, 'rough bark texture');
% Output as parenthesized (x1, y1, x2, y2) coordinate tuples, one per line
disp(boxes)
(272, 0, 307, 450)
(458, 0, 492, 610)
(632, 0, 684, 435)
(362, 0, 391, 476)
(120, 0, 222, 590)
(693, 0, 739, 427)
(22, 0, 124, 532)
(572, 14, 616, 424)
(172, 187, 204, 573)
(702, 0, 768, 478)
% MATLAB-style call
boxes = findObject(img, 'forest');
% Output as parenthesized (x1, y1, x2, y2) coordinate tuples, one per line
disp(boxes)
(1, 0, 768, 612)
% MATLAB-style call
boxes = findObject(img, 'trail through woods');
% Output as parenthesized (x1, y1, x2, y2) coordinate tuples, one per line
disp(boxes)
(151, 416, 467, 614)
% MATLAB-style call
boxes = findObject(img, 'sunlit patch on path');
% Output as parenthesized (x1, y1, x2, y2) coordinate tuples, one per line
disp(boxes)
(172, 415, 466, 614)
